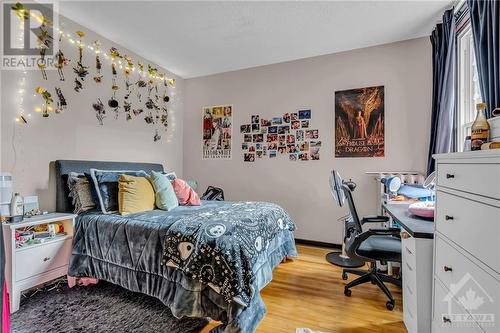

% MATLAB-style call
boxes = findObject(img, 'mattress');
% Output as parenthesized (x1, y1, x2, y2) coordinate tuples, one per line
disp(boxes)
(68, 200, 297, 333)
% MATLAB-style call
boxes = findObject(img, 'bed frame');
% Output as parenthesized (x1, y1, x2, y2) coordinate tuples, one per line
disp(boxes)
(54, 160, 164, 212)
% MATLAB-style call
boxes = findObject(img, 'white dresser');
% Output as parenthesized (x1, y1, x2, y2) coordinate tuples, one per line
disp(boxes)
(432, 150, 500, 333)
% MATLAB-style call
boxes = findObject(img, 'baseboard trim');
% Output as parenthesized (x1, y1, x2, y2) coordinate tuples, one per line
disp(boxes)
(295, 238, 342, 249)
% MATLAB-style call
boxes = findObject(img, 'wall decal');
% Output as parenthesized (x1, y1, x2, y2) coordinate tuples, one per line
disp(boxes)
(241, 109, 320, 162)
(335, 86, 385, 157)
(203, 105, 233, 159)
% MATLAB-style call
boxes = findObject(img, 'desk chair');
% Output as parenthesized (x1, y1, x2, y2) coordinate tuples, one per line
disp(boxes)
(331, 170, 402, 310)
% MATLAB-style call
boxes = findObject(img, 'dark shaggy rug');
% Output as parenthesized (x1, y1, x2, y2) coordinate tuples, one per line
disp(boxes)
(11, 282, 209, 333)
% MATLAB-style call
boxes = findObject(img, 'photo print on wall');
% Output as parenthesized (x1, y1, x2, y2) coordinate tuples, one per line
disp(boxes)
(335, 86, 385, 157)
(240, 109, 320, 162)
(203, 105, 232, 159)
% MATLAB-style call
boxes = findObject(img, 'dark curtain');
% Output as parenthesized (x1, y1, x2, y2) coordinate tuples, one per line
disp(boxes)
(468, 0, 499, 118)
(427, 9, 456, 175)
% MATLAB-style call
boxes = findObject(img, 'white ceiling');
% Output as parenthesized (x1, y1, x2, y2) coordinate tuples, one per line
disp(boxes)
(57, 1, 453, 78)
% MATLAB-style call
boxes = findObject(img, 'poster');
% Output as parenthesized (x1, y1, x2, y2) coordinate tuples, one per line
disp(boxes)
(203, 105, 232, 159)
(335, 86, 384, 157)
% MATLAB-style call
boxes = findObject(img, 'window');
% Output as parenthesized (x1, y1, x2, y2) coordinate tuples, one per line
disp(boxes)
(456, 23, 482, 151)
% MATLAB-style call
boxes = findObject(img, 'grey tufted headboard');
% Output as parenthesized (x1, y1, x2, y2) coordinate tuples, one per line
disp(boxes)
(55, 160, 164, 213)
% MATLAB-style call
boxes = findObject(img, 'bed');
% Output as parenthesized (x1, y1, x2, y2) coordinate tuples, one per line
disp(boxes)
(55, 160, 297, 333)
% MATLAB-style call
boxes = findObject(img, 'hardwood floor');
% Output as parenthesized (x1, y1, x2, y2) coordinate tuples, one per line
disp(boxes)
(201, 245, 406, 333)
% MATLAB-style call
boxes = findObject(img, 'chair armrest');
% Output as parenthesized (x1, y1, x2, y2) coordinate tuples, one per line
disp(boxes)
(351, 228, 401, 251)
(361, 215, 390, 224)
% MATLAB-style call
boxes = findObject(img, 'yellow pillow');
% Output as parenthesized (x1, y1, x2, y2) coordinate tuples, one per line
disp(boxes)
(118, 174, 155, 215)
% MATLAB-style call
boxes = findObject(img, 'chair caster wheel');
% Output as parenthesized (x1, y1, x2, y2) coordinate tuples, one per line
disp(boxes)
(344, 287, 352, 297)
(342, 272, 348, 280)
(386, 301, 395, 311)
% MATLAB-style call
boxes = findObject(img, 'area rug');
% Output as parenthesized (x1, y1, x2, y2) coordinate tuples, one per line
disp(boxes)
(10, 281, 209, 333)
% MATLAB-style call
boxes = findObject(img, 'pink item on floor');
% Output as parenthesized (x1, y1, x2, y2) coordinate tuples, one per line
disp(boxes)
(172, 179, 201, 206)
(3, 281, 9, 333)
(67, 275, 99, 288)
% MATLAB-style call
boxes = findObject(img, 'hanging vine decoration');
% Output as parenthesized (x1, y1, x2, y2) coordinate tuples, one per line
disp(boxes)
(35, 87, 53, 117)
(93, 40, 103, 83)
(92, 98, 106, 125)
(55, 33, 70, 81)
(73, 31, 89, 92)
(54, 87, 67, 113)
(123, 55, 134, 100)
(108, 47, 122, 118)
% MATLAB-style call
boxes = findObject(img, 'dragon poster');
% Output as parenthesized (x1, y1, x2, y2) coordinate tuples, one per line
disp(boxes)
(335, 86, 385, 158)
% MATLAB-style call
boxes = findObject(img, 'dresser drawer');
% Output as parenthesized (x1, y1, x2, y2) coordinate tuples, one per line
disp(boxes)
(437, 163, 500, 200)
(434, 235, 500, 332)
(432, 278, 484, 333)
(402, 235, 416, 270)
(436, 191, 500, 273)
(403, 297, 417, 333)
(15, 239, 72, 282)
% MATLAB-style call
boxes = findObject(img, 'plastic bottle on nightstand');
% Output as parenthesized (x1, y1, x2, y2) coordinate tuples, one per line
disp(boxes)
(10, 192, 24, 217)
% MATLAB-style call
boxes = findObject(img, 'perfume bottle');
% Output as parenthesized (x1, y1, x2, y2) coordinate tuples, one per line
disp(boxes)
(471, 103, 490, 151)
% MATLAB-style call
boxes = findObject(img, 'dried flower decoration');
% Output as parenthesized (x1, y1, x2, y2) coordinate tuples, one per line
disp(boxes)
(35, 87, 53, 117)
(92, 98, 106, 125)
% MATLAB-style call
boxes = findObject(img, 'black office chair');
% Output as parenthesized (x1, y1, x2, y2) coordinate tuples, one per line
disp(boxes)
(330, 170, 402, 310)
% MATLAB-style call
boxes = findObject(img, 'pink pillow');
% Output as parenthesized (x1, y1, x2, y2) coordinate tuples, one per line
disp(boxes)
(172, 179, 201, 206)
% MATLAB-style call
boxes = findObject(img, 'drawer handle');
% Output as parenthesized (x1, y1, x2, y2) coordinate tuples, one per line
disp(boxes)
(446, 173, 455, 179)
(443, 316, 452, 324)
(405, 247, 413, 255)
(445, 215, 454, 221)
(406, 262, 413, 272)
(43, 257, 51, 262)
(406, 284, 413, 296)
(444, 266, 453, 272)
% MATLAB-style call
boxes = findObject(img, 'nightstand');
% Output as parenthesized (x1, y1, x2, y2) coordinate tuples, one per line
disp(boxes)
(2, 212, 76, 313)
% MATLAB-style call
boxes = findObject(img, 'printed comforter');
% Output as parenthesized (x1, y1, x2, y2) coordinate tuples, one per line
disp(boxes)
(68, 201, 297, 333)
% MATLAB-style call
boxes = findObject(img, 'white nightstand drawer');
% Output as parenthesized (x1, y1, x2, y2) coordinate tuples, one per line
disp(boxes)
(437, 163, 500, 200)
(402, 235, 416, 270)
(15, 238, 72, 282)
(434, 234, 500, 331)
(436, 191, 500, 273)
(432, 278, 484, 333)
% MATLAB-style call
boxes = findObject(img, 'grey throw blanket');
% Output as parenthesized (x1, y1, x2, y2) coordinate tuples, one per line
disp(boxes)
(162, 201, 296, 306)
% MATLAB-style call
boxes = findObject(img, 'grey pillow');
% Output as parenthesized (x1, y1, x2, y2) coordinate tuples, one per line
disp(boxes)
(67, 172, 96, 214)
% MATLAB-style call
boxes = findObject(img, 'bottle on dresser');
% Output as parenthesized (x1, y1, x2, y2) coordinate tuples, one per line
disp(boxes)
(471, 102, 490, 151)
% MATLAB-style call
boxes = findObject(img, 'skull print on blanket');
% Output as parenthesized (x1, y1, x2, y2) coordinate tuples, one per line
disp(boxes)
(162, 201, 296, 306)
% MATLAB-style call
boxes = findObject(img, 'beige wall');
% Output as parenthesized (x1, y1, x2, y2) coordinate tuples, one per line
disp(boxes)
(0, 14, 184, 211)
(184, 38, 432, 244)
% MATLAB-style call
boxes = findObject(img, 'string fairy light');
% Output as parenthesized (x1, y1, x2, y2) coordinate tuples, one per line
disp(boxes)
(12, 3, 177, 143)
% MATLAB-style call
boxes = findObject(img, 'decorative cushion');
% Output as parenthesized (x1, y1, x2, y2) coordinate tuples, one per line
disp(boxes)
(89, 169, 148, 214)
(162, 172, 177, 181)
(67, 172, 95, 213)
(118, 174, 155, 215)
(149, 171, 179, 211)
(172, 179, 201, 206)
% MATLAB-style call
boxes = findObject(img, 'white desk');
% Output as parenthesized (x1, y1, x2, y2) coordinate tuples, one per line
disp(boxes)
(383, 202, 434, 333)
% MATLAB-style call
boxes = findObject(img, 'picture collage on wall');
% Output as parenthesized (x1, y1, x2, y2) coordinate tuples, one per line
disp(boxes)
(240, 109, 321, 162)
(203, 105, 233, 159)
